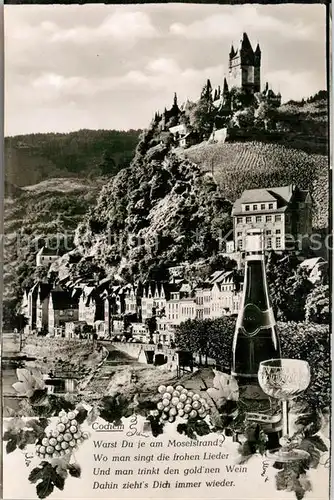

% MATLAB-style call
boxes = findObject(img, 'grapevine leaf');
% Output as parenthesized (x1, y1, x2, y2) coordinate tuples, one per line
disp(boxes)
(28, 467, 45, 484)
(51, 470, 65, 491)
(3, 429, 17, 441)
(47, 395, 75, 415)
(86, 407, 100, 425)
(307, 435, 328, 452)
(16, 368, 34, 385)
(6, 439, 17, 454)
(68, 464, 81, 478)
(29, 389, 49, 406)
(26, 419, 50, 439)
(76, 407, 88, 424)
(36, 479, 54, 499)
(295, 486, 306, 500)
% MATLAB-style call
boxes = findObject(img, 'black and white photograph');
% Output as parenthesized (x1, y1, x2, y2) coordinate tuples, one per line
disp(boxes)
(2, 2, 331, 500)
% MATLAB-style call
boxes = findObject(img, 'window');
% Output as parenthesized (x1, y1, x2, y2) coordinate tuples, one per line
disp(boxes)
(246, 216, 252, 223)
(276, 229, 281, 234)
(266, 215, 272, 222)
(59, 310, 64, 316)
(253, 205, 258, 211)
(237, 239, 243, 250)
(237, 231, 242, 237)
(245, 205, 250, 211)
(275, 214, 282, 222)
(266, 230, 271, 235)
(261, 204, 265, 210)
(256, 215, 262, 223)
(236, 216, 243, 224)
(269, 203, 274, 209)
(276, 237, 282, 248)
(267, 238, 272, 249)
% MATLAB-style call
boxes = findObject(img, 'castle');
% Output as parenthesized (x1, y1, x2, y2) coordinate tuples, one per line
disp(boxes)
(229, 32, 261, 94)
(154, 32, 282, 141)
(215, 32, 281, 110)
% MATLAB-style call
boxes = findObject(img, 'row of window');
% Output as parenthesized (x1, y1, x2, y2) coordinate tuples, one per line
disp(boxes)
(237, 229, 281, 237)
(236, 214, 282, 224)
(237, 237, 282, 250)
(244, 203, 275, 212)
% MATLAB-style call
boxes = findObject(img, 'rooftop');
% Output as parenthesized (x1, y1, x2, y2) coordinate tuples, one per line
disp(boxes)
(232, 185, 301, 215)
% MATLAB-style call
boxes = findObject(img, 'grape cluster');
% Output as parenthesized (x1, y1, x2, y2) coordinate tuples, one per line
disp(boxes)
(35, 410, 88, 460)
(156, 385, 210, 423)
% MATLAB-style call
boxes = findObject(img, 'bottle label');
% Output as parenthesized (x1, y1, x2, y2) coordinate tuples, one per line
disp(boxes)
(239, 303, 276, 337)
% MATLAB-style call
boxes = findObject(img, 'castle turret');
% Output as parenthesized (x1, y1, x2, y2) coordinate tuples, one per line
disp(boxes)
(254, 43, 261, 92)
(223, 77, 229, 95)
(229, 44, 236, 58)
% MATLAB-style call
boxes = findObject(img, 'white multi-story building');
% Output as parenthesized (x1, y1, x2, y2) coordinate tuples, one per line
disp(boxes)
(209, 271, 242, 317)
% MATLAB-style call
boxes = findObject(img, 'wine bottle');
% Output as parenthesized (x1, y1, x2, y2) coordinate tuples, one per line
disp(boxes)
(231, 228, 282, 449)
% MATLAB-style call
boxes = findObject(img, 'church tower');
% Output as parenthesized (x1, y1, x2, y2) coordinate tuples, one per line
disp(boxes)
(228, 33, 261, 94)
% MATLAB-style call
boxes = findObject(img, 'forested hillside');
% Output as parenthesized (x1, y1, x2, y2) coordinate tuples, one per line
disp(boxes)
(5, 129, 141, 187)
(3, 177, 104, 306)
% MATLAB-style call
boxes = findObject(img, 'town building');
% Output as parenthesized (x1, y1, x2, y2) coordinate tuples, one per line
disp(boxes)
(194, 282, 212, 320)
(78, 285, 104, 326)
(141, 282, 168, 323)
(231, 184, 312, 254)
(36, 283, 53, 334)
(209, 271, 241, 317)
(48, 290, 79, 336)
(124, 283, 141, 318)
(36, 246, 59, 267)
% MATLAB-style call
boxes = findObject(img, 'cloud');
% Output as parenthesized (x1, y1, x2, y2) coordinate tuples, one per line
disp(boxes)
(50, 11, 158, 44)
(170, 5, 315, 41)
(30, 58, 224, 99)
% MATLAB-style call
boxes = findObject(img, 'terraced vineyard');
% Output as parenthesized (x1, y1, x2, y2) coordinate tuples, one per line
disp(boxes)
(184, 141, 328, 230)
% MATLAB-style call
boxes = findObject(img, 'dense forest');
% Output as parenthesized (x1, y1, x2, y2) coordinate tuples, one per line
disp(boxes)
(5, 129, 141, 188)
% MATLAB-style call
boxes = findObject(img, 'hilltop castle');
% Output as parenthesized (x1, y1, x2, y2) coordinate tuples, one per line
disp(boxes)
(216, 33, 281, 110)
(229, 32, 261, 94)
(154, 32, 282, 142)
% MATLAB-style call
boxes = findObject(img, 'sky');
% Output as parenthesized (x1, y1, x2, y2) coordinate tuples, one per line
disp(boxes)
(4, 3, 327, 136)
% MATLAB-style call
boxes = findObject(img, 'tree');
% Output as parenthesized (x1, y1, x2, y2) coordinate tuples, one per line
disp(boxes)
(175, 316, 235, 369)
(305, 284, 330, 324)
(145, 312, 157, 344)
(267, 253, 312, 321)
(254, 101, 273, 130)
(231, 107, 254, 129)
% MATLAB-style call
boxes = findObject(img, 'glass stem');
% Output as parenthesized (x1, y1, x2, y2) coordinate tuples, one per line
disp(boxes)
(282, 399, 289, 437)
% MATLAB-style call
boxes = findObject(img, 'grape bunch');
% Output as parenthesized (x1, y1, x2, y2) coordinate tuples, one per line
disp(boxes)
(35, 409, 88, 460)
(156, 385, 210, 423)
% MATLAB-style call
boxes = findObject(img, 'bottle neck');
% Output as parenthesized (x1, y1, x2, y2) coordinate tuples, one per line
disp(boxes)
(243, 254, 270, 310)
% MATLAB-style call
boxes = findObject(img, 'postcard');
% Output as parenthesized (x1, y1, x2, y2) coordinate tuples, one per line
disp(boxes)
(2, 2, 331, 500)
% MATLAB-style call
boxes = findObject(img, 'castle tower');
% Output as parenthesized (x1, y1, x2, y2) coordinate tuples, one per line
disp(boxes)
(228, 33, 260, 94)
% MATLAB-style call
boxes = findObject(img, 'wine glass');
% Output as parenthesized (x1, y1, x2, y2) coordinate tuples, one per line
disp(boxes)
(258, 358, 311, 462)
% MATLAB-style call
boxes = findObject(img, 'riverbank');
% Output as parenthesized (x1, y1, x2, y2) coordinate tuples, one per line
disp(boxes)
(2, 335, 108, 416)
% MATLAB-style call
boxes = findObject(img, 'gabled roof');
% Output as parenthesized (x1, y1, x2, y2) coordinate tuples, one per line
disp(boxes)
(50, 291, 78, 310)
(232, 185, 296, 215)
(38, 283, 52, 301)
(37, 246, 59, 256)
